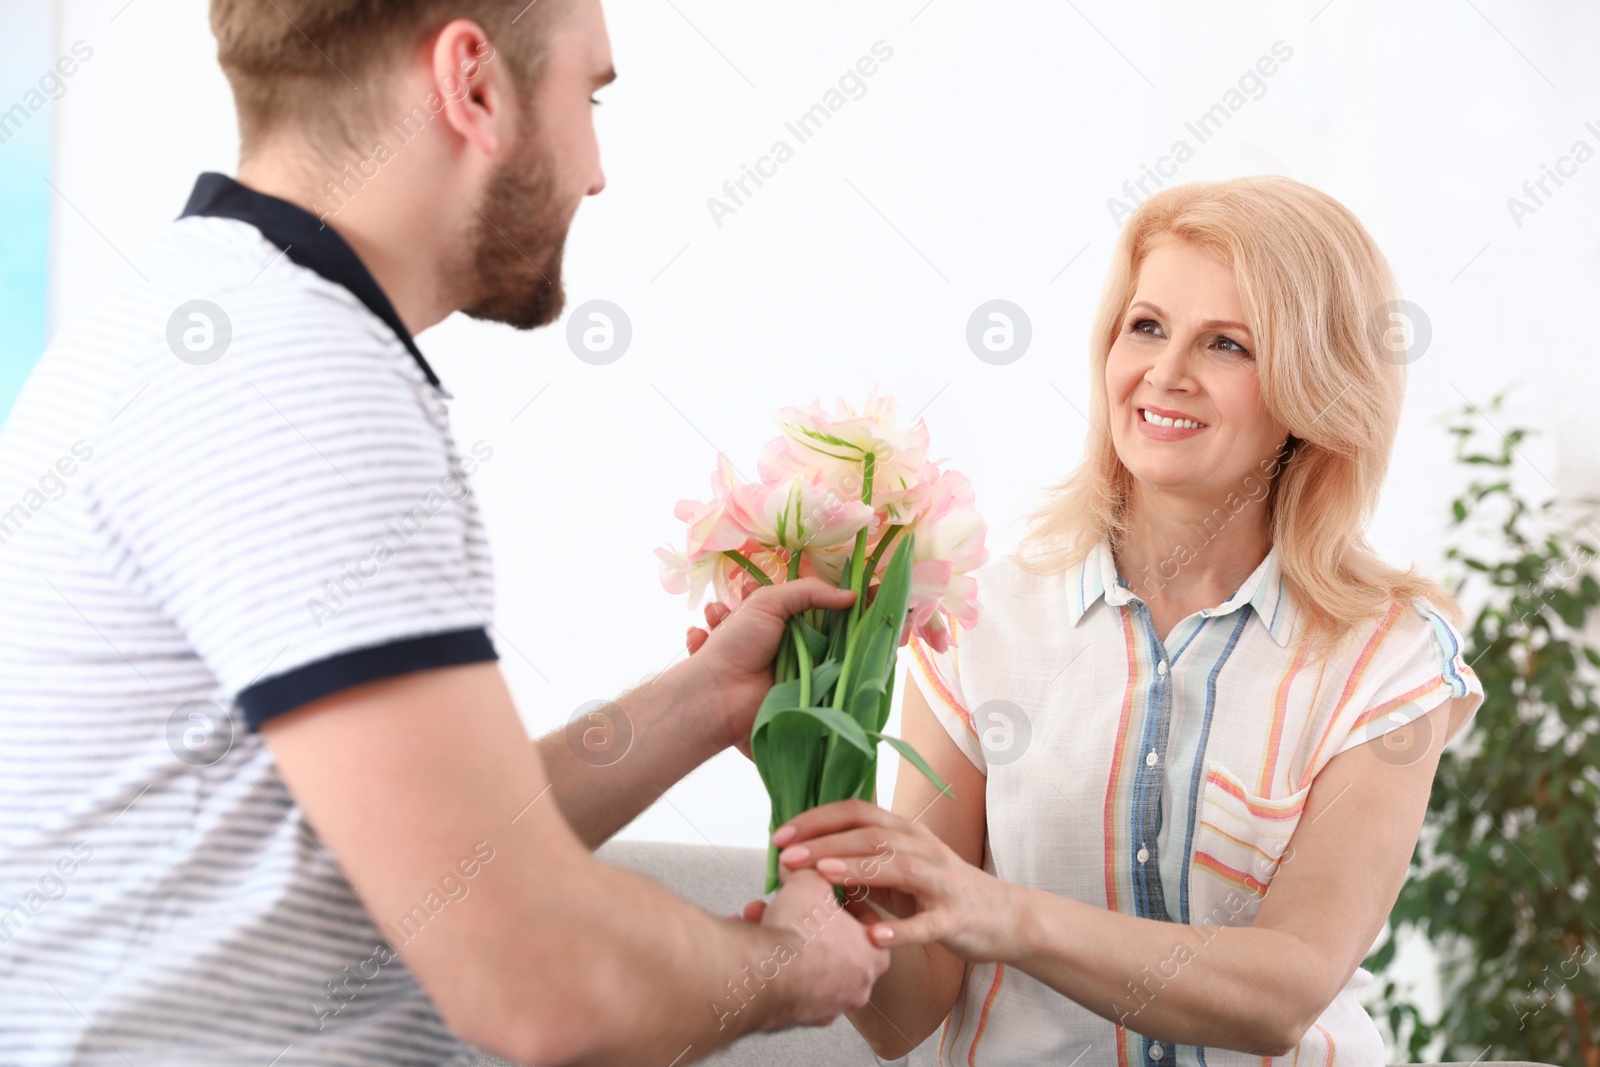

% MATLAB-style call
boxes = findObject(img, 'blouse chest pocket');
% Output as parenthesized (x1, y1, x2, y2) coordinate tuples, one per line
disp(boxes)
(1188, 761, 1311, 925)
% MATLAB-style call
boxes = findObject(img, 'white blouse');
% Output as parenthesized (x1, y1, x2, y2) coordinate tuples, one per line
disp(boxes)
(898, 537, 1484, 1066)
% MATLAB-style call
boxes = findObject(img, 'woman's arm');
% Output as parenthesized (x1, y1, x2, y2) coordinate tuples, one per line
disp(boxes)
(781, 696, 1466, 1057)
(1003, 697, 1458, 1053)
(779, 669, 988, 1059)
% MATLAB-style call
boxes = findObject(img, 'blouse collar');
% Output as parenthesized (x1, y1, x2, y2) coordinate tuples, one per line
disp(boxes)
(1066, 534, 1295, 647)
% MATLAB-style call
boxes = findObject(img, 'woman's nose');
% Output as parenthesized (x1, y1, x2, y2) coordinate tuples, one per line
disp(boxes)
(1144, 336, 1196, 390)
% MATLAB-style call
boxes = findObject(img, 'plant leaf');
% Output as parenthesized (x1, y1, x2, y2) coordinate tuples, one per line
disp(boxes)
(754, 703, 874, 757)
(796, 615, 829, 662)
(818, 742, 870, 805)
(872, 732, 954, 800)
(808, 657, 843, 704)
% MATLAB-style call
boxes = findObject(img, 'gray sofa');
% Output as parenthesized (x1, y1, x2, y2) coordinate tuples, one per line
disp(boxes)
(473, 840, 1554, 1067)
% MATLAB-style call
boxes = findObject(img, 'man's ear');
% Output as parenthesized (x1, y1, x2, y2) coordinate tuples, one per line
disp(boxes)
(430, 18, 511, 158)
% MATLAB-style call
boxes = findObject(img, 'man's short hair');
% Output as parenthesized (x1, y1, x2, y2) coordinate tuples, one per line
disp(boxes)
(210, 0, 567, 155)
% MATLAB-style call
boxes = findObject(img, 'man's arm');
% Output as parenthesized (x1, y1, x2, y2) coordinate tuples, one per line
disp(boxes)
(533, 660, 723, 849)
(262, 660, 888, 1066)
(536, 579, 858, 849)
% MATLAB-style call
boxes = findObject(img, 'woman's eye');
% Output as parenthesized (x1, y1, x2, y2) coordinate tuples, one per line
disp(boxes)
(1129, 318, 1162, 337)
(1214, 334, 1253, 357)
(590, 96, 603, 106)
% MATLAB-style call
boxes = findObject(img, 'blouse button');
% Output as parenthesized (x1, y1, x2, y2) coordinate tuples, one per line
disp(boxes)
(1149, 1044, 1165, 1060)
(1136, 846, 1150, 864)
(1157, 660, 1168, 676)
(1145, 750, 1158, 767)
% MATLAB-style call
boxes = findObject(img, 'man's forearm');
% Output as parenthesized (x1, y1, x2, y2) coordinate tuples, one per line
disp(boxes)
(460, 840, 805, 1065)
(532, 859, 798, 1065)
(536, 660, 728, 848)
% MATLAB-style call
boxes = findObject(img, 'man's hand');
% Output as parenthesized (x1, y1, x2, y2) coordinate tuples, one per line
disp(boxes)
(683, 578, 856, 758)
(745, 865, 891, 1030)
(769, 799, 1024, 961)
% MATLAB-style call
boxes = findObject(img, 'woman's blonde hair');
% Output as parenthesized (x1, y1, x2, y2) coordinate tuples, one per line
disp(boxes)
(1015, 175, 1462, 656)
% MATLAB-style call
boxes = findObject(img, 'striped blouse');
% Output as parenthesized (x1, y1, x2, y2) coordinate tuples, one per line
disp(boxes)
(899, 537, 1483, 1066)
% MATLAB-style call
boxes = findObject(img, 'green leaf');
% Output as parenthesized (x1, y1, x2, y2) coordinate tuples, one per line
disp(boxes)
(808, 657, 843, 705)
(756, 676, 804, 720)
(872, 732, 954, 800)
(796, 615, 829, 663)
(754, 703, 873, 756)
(872, 533, 916, 638)
(751, 713, 821, 850)
(847, 632, 894, 724)
(855, 756, 879, 802)
(817, 742, 870, 805)
(875, 650, 900, 735)
(758, 732, 819, 891)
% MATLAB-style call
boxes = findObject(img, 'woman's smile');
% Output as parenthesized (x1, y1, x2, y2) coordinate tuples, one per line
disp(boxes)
(1135, 404, 1209, 440)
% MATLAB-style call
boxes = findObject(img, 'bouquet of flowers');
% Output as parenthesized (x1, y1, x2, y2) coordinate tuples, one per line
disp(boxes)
(657, 388, 989, 890)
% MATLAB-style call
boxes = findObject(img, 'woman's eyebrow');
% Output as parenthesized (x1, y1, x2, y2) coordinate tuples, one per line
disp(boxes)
(1128, 300, 1251, 335)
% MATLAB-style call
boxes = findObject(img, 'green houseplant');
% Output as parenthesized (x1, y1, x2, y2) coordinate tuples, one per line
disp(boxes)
(1365, 391, 1600, 1066)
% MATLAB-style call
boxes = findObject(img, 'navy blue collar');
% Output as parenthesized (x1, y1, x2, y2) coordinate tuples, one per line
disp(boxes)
(179, 172, 442, 390)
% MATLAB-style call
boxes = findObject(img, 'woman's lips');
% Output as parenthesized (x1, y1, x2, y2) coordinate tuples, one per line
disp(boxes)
(1135, 407, 1207, 441)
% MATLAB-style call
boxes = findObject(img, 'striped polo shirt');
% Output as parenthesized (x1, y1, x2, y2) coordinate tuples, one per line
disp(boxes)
(900, 538, 1483, 1066)
(0, 174, 497, 1065)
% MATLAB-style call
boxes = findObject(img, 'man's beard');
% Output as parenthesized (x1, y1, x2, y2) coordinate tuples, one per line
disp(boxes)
(459, 132, 572, 331)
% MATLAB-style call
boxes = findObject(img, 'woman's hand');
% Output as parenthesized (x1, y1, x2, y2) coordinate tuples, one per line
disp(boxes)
(768, 798, 1028, 963)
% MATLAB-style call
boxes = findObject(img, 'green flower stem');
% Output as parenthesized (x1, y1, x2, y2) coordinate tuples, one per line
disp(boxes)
(774, 630, 791, 684)
(785, 549, 810, 704)
(849, 451, 877, 600)
(865, 524, 905, 582)
(792, 622, 812, 707)
(831, 451, 875, 713)
(832, 614, 862, 713)
(724, 550, 773, 586)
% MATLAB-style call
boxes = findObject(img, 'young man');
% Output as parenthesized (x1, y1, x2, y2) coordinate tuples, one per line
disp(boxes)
(0, 1, 889, 1063)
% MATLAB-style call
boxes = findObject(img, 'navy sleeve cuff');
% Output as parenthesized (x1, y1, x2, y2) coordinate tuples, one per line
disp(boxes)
(237, 627, 498, 730)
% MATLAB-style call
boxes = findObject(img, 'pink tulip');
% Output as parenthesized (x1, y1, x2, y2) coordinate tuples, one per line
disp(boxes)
(903, 469, 989, 652)
(772, 386, 934, 523)
(658, 388, 987, 649)
(733, 473, 875, 558)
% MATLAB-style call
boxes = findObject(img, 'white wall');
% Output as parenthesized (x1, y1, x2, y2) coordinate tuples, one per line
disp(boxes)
(42, 1, 1600, 1054)
(47, 0, 1597, 891)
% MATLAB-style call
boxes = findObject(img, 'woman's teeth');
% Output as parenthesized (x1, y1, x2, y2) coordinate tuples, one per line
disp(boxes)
(1142, 409, 1205, 430)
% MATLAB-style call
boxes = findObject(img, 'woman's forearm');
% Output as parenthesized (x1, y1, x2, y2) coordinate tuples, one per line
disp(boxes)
(1004, 885, 1324, 1056)
(846, 938, 966, 1059)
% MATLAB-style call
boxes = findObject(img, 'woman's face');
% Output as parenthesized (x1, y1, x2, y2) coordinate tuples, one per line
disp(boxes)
(1105, 237, 1289, 509)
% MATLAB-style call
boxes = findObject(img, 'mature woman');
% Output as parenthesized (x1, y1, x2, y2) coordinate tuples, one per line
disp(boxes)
(767, 177, 1484, 1064)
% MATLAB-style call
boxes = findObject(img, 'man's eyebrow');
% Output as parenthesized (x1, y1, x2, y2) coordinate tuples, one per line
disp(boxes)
(593, 66, 617, 88)
(1128, 300, 1251, 334)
